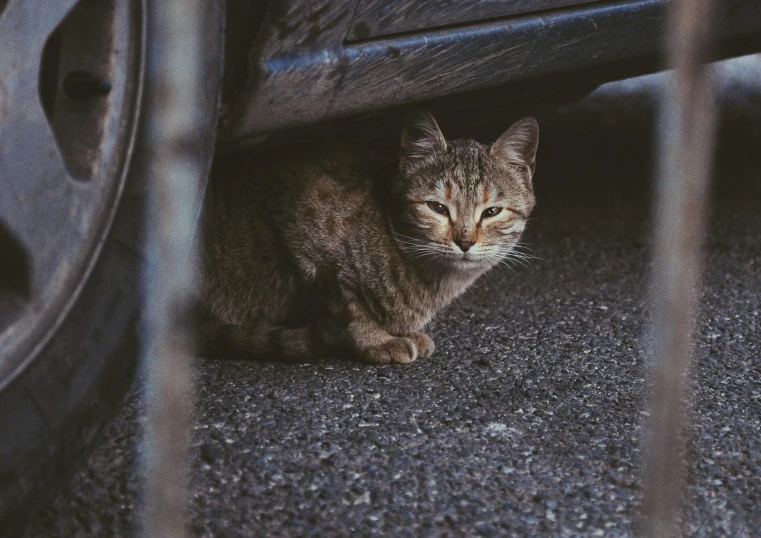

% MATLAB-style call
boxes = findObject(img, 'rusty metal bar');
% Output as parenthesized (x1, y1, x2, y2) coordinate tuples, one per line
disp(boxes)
(140, 2, 205, 537)
(642, 0, 717, 535)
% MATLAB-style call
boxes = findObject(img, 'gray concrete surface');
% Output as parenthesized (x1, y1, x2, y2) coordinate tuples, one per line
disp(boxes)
(20, 57, 761, 537)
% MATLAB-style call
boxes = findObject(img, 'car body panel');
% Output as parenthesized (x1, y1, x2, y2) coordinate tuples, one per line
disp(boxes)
(346, 0, 599, 41)
(219, 0, 761, 149)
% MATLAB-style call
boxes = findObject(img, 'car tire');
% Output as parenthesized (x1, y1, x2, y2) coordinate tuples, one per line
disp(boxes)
(0, 0, 224, 531)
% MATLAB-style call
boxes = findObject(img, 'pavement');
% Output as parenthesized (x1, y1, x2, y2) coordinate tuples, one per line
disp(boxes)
(20, 57, 761, 537)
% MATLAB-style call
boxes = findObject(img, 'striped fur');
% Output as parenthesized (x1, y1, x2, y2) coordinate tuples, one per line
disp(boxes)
(198, 110, 538, 363)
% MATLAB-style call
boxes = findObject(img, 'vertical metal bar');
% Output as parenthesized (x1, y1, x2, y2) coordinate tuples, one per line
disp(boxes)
(140, 2, 205, 537)
(643, 0, 717, 536)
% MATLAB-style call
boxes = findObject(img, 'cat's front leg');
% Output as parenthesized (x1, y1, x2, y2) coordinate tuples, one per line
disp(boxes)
(344, 304, 435, 364)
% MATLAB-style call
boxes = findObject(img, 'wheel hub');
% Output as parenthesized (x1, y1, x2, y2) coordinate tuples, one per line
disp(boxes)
(0, 0, 144, 387)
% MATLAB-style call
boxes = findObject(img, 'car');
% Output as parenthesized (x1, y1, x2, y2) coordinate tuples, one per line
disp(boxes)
(2, 0, 761, 528)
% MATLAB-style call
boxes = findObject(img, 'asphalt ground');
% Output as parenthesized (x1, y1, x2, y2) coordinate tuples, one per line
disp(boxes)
(20, 59, 761, 537)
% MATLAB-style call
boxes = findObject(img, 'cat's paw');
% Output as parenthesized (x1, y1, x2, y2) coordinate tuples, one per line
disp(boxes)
(361, 333, 435, 364)
(408, 332, 435, 358)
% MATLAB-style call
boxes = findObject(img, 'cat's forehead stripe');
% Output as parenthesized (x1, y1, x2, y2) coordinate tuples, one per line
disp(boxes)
(433, 181, 449, 199)
(421, 140, 531, 214)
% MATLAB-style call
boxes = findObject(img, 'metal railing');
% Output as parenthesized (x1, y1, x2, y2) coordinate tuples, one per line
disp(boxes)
(138, 0, 720, 535)
(140, 1, 205, 537)
(642, 0, 717, 536)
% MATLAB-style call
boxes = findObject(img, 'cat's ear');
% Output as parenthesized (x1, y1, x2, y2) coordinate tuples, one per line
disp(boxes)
(400, 109, 448, 173)
(490, 117, 539, 176)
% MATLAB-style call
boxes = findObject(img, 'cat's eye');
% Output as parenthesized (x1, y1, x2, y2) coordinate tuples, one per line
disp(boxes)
(427, 201, 450, 216)
(481, 207, 503, 219)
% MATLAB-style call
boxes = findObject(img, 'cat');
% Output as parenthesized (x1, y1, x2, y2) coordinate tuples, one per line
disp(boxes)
(198, 110, 538, 364)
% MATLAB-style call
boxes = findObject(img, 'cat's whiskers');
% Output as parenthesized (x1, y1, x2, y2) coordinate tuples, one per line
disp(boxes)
(502, 247, 536, 266)
(504, 254, 536, 272)
(490, 256, 519, 277)
(500, 244, 540, 261)
(493, 254, 527, 274)
(503, 256, 534, 272)
(478, 244, 539, 273)
(510, 243, 543, 260)
(399, 233, 461, 252)
(393, 233, 455, 263)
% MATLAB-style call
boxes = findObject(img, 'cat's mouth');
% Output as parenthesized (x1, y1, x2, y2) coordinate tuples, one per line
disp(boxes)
(450, 252, 485, 267)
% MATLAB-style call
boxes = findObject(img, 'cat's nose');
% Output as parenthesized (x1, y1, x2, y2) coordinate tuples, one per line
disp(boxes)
(455, 239, 474, 252)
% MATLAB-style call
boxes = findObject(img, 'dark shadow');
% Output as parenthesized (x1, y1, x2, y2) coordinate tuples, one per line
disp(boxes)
(0, 221, 31, 331)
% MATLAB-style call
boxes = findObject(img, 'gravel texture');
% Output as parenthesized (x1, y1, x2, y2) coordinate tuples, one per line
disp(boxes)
(19, 60, 761, 537)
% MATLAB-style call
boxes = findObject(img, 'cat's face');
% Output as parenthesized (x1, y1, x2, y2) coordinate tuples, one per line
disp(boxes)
(393, 110, 538, 272)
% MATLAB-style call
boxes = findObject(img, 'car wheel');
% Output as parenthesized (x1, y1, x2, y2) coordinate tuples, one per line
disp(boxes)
(0, 0, 224, 530)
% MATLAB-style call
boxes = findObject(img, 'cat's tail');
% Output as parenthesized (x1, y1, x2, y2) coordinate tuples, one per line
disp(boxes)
(197, 320, 332, 361)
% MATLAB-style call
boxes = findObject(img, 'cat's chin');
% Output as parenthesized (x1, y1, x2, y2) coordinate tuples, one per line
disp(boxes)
(447, 256, 490, 272)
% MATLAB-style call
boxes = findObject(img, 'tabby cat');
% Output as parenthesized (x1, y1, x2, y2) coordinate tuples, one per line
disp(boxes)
(199, 110, 538, 364)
